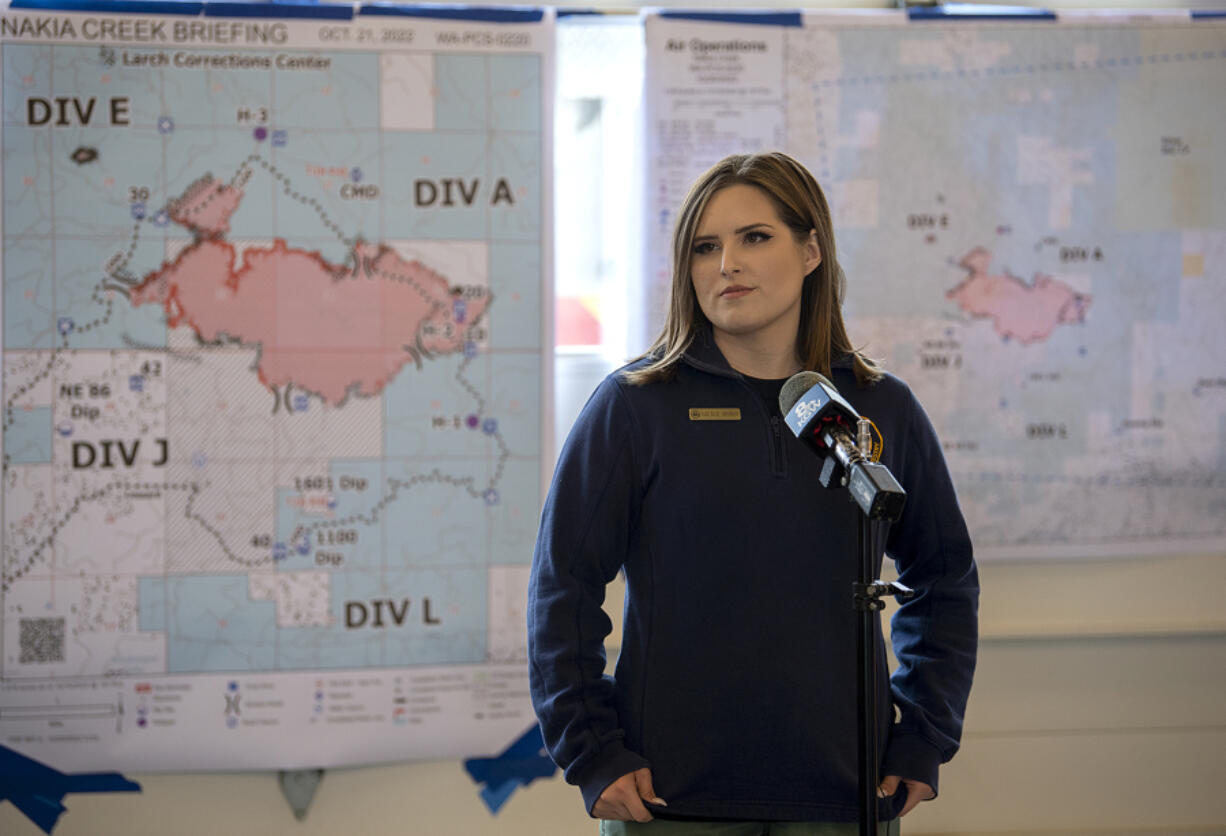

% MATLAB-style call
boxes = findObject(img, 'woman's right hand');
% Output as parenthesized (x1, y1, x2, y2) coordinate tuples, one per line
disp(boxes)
(592, 767, 667, 822)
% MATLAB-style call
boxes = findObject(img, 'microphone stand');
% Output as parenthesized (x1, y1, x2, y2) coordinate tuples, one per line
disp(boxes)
(853, 512, 915, 836)
(828, 419, 914, 836)
(776, 375, 917, 835)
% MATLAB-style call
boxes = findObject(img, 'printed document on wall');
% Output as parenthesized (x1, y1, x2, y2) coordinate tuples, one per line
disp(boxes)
(644, 10, 1226, 559)
(0, 4, 552, 770)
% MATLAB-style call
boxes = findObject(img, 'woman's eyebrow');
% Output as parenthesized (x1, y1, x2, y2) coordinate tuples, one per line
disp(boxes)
(693, 222, 777, 241)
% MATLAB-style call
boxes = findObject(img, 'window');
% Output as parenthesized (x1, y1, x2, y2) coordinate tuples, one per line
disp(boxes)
(552, 16, 645, 455)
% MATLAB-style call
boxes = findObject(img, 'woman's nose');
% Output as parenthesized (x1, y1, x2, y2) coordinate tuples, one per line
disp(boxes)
(720, 245, 741, 276)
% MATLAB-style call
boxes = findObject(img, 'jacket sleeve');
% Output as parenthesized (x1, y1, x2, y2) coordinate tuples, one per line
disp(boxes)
(528, 376, 651, 814)
(881, 385, 980, 796)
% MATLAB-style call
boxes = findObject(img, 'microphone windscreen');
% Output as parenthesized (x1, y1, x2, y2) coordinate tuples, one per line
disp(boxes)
(779, 370, 832, 415)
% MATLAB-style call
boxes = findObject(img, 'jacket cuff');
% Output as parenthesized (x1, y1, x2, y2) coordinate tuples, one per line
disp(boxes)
(571, 742, 652, 817)
(882, 728, 943, 797)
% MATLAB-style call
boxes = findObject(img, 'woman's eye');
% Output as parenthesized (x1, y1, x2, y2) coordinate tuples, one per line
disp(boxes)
(693, 241, 717, 255)
(745, 231, 771, 244)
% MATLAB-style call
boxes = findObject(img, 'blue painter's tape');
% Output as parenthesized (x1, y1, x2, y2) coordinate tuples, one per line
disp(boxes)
(0, 745, 141, 835)
(359, 4, 545, 23)
(1191, 9, 1226, 18)
(908, 4, 1056, 21)
(557, 8, 604, 18)
(204, 1, 354, 20)
(9, 0, 203, 13)
(463, 725, 558, 815)
(657, 10, 803, 28)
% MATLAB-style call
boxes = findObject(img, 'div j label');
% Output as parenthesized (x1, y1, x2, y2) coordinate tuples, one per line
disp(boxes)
(72, 439, 169, 468)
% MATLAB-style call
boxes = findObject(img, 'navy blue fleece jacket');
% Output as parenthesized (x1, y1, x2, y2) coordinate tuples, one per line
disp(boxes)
(528, 335, 979, 821)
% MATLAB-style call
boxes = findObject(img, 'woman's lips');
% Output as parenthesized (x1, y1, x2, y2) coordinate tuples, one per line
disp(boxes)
(720, 285, 754, 299)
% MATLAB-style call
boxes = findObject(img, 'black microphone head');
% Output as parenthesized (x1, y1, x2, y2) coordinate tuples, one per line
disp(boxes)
(779, 371, 833, 415)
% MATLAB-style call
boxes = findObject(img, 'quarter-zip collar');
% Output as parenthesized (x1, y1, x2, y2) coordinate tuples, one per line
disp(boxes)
(679, 327, 741, 378)
(679, 327, 790, 477)
(679, 324, 856, 379)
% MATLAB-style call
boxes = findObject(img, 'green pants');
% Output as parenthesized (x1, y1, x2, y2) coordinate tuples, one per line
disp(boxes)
(600, 819, 900, 836)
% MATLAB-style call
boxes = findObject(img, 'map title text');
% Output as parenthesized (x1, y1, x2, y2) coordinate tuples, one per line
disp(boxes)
(1, 15, 290, 45)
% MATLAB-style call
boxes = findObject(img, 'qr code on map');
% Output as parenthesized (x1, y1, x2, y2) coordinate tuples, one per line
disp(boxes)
(19, 617, 66, 664)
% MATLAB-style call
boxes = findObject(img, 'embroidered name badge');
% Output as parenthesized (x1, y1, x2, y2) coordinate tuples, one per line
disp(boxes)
(689, 408, 741, 421)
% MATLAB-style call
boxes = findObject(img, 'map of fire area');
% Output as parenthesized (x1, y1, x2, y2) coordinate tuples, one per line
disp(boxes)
(0, 6, 550, 771)
(646, 11, 1226, 559)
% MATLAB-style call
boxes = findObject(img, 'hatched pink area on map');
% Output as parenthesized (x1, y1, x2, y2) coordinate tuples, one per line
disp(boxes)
(168, 174, 243, 237)
(131, 225, 487, 404)
(946, 247, 1090, 344)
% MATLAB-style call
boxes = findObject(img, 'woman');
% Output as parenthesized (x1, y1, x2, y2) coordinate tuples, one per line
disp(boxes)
(529, 152, 978, 834)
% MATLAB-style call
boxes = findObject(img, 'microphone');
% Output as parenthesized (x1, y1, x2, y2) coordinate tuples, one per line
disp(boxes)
(779, 371, 907, 522)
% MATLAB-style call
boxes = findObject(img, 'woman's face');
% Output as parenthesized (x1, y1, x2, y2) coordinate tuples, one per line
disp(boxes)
(690, 183, 821, 351)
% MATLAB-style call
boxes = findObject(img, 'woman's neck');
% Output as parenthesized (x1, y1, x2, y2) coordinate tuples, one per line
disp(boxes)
(712, 329, 801, 379)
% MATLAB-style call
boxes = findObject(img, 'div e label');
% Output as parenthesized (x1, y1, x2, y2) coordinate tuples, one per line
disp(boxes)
(27, 97, 131, 127)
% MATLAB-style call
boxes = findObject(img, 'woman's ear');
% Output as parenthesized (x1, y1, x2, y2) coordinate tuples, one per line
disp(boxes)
(804, 229, 822, 273)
